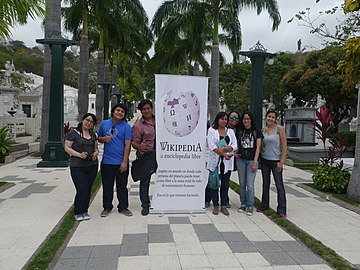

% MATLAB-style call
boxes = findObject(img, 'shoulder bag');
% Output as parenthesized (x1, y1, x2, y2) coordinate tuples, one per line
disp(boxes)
(131, 151, 158, 182)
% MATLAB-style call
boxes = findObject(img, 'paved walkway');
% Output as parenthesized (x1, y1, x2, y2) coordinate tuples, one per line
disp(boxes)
(0, 145, 359, 269)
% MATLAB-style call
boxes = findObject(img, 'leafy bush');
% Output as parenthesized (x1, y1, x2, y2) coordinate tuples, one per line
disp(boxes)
(312, 165, 350, 194)
(328, 131, 356, 148)
(308, 106, 351, 169)
(0, 127, 15, 161)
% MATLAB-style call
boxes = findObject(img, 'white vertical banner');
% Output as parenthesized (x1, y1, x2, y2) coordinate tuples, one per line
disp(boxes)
(152, 74, 209, 213)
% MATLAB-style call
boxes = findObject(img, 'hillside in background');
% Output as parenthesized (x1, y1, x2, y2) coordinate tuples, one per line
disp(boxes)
(0, 40, 97, 92)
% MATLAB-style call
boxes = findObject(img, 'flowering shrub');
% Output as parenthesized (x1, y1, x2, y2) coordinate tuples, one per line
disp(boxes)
(308, 106, 353, 193)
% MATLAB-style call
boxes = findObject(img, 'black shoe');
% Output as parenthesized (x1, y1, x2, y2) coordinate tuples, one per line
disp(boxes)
(256, 207, 267, 213)
(141, 207, 149, 216)
(118, 209, 133, 216)
(100, 209, 111, 217)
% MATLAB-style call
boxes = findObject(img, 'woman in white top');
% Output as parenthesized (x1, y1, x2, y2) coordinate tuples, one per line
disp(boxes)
(207, 112, 237, 215)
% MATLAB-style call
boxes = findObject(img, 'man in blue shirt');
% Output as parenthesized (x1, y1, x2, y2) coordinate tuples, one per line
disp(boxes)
(97, 104, 132, 217)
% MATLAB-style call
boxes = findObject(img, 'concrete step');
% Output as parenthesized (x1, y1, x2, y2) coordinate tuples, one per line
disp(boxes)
(4, 141, 40, 164)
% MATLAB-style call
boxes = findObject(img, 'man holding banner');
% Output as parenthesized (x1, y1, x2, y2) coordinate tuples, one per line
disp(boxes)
(132, 99, 156, 216)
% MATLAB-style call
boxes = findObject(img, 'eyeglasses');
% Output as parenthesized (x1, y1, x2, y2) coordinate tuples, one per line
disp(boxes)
(111, 125, 116, 135)
(243, 117, 251, 121)
(84, 118, 94, 124)
(229, 115, 239, 119)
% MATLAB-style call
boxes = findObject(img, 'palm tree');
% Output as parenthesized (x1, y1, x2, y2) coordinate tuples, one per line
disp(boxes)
(152, 0, 281, 121)
(93, 0, 152, 120)
(151, 2, 212, 75)
(40, 0, 60, 153)
(63, 0, 152, 121)
(344, 2, 360, 201)
(63, 0, 90, 119)
(347, 84, 360, 200)
(0, 0, 45, 39)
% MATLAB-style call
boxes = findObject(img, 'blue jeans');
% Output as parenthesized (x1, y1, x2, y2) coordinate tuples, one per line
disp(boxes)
(236, 158, 257, 209)
(101, 163, 129, 211)
(212, 170, 231, 207)
(260, 157, 287, 215)
(139, 175, 151, 209)
(70, 164, 98, 215)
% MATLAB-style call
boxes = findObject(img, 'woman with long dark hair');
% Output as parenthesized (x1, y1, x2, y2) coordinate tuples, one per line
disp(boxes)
(207, 112, 237, 215)
(235, 111, 263, 216)
(257, 109, 288, 218)
(65, 113, 99, 221)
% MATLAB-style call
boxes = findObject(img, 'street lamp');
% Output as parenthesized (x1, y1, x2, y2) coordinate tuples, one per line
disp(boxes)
(98, 82, 114, 120)
(36, 31, 76, 168)
(112, 85, 122, 104)
(122, 97, 130, 120)
(239, 41, 276, 129)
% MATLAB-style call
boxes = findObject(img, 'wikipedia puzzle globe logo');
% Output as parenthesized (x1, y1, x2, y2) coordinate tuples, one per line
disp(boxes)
(162, 90, 200, 137)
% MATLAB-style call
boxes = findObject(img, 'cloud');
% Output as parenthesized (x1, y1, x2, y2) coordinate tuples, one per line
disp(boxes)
(10, 0, 345, 60)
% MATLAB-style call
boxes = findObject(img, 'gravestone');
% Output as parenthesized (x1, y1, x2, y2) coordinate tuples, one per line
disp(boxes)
(284, 107, 317, 146)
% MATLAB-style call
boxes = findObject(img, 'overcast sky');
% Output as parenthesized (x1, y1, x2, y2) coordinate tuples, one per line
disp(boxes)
(11, 0, 344, 63)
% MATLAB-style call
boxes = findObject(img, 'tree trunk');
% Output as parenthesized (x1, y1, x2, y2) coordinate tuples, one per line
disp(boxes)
(77, 34, 89, 118)
(347, 86, 360, 201)
(111, 64, 117, 107)
(96, 50, 105, 123)
(40, 0, 61, 153)
(193, 62, 200, 76)
(208, 44, 220, 122)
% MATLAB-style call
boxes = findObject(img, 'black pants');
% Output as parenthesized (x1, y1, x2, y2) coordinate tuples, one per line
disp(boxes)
(260, 158, 287, 215)
(101, 163, 129, 211)
(139, 175, 151, 209)
(70, 164, 98, 215)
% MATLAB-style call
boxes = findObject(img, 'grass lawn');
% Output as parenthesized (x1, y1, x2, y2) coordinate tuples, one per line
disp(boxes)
(293, 162, 318, 171)
(30, 151, 42, 158)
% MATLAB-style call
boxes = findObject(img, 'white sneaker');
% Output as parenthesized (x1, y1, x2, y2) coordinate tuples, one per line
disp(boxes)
(82, 213, 91, 220)
(74, 214, 84, 221)
(238, 206, 246, 213)
(246, 208, 254, 216)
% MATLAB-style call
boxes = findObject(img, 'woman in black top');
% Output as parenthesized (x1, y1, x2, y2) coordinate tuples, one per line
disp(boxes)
(234, 111, 263, 216)
(65, 113, 99, 221)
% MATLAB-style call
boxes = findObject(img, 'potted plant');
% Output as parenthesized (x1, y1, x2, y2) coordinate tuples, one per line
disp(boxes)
(0, 127, 15, 163)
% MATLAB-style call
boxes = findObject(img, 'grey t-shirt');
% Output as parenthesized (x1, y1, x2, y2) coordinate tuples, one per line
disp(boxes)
(66, 129, 98, 167)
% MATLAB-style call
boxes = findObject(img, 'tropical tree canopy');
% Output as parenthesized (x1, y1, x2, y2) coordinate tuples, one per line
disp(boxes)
(151, 0, 281, 121)
(0, 0, 45, 39)
(281, 46, 357, 128)
(149, 2, 212, 75)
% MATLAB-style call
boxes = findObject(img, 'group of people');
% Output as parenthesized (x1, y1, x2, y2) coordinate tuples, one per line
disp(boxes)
(64, 99, 155, 221)
(64, 99, 287, 222)
(206, 109, 288, 218)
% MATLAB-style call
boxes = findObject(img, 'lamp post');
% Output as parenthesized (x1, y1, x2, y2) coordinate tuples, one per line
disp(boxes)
(239, 41, 275, 129)
(36, 32, 76, 167)
(98, 82, 113, 120)
(122, 97, 130, 120)
(128, 101, 134, 120)
(113, 93, 122, 104)
(112, 85, 122, 104)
